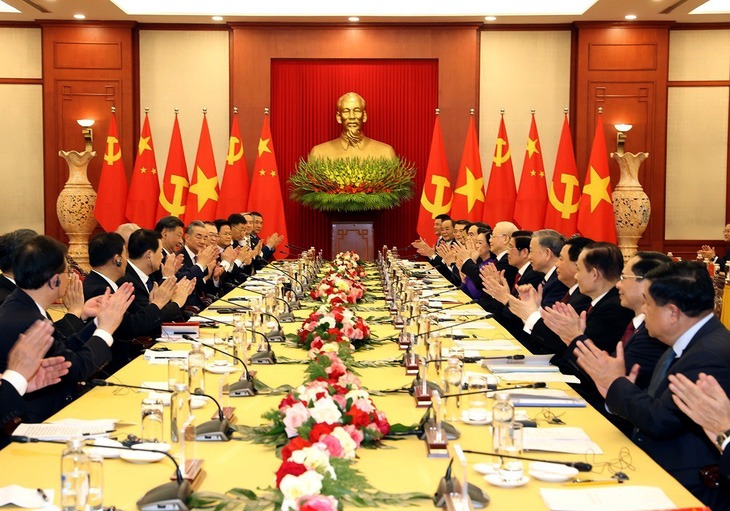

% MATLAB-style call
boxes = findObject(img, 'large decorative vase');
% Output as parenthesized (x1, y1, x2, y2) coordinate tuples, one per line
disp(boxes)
(57, 150, 98, 271)
(611, 151, 651, 261)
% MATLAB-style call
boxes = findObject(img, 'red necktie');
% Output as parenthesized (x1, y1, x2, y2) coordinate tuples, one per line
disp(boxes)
(560, 292, 570, 304)
(620, 322, 636, 347)
(514, 273, 521, 287)
(585, 305, 593, 316)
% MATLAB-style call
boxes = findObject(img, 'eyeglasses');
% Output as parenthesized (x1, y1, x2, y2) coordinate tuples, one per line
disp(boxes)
(619, 274, 644, 281)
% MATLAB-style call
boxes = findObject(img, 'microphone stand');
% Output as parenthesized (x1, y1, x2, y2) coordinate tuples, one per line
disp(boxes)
(233, 276, 300, 317)
(460, 449, 592, 472)
(9, 436, 193, 511)
(194, 317, 277, 367)
(264, 263, 308, 299)
(183, 331, 258, 396)
(87, 380, 234, 441)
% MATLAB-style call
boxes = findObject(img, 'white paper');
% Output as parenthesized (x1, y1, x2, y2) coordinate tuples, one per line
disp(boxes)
(0, 485, 55, 508)
(454, 340, 518, 351)
(50, 418, 118, 434)
(524, 427, 602, 455)
(493, 389, 586, 408)
(539, 486, 675, 511)
(12, 423, 88, 440)
(144, 349, 189, 360)
(497, 372, 581, 384)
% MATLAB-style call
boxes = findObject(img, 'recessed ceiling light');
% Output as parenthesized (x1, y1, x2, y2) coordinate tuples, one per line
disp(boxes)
(0, 1, 20, 13)
(348, 16, 360, 21)
(211, 15, 224, 21)
(74, 13, 86, 19)
(624, 14, 637, 20)
(691, 0, 730, 14)
(484, 15, 497, 21)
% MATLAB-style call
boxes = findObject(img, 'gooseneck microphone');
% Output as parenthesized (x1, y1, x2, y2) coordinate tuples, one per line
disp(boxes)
(9, 435, 192, 511)
(460, 448, 592, 472)
(87, 380, 233, 441)
(381, 314, 493, 343)
(215, 297, 287, 340)
(262, 263, 308, 298)
(194, 317, 277, 366)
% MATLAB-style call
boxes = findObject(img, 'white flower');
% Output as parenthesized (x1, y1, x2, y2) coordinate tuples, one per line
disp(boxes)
(290, 444, 336, 479)
(309, 396, 343, 424)
(345, 389, 369, 402)
(280, 471, 324, 511)
(330, 427, 357, 459)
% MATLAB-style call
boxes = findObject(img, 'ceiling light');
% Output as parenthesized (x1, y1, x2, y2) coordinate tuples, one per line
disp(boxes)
(348, 16, 360, 21)
(211, 15, 224, 21)
(0, 1, 20, 13)
(74, 13, 86, 19)
(690, 0, 730, 14)
(484, 16, 497, 21)
(109, 0, 599, 17)
(624, 14, 637, 20)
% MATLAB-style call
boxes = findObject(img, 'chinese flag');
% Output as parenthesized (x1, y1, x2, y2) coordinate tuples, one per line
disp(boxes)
(247, 112, 289, 259)
(416, 115, 452, 245)
(544, 114, 580, 236)
(483, 114, 516, 226)
(451, 115, 484, 222)
(95, 110, 128, 232)
(577, 113, 617, 243)
(514, 113, 548, 230)
(184, 112, 219, 223)
(216, 111, 250, 218)
(156, 112, 189, 221)
(126, 112, 160, 229)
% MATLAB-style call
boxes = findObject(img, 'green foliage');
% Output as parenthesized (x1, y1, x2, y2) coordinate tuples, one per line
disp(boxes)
(290, 157, 416, 212)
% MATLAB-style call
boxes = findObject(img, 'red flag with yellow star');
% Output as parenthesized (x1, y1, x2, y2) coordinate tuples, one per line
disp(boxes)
(216, 111, 250, 218)
(247, 112, 289, 259)
(184, 112, 219, 224)
(451, 115, 484, 222)
(514, 113, 548, 230)
(483, 113, 516, 226)
(577, 113, 617, 242)
(95, 110, 128, 232)
(544, 114, 580, 236)
(417, 114, 452, 244)
(126, 112, 160, 229)
(156, 112, 189, 221)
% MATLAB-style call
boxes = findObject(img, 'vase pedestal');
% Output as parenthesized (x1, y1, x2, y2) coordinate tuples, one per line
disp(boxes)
(331, 221, 374, 260)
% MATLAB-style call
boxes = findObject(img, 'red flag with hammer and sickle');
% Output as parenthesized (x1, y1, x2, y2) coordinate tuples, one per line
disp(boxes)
(216, 111, 250, 218)
(483, 113, 516, 226)
(95, 110, 128, 232)
(417, 114, 452, 245)
(544, 113, 580, 236)
(156, 112, 189, 221)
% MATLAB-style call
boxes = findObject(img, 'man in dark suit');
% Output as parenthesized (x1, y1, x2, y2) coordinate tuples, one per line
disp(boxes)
(460, 221, 518, 301)
(698, 223, 730, 271)
(413, 217, 463, 286)
(576, 261, 730, 510)
(177, 220, 220, 309)
(0, 236, 132, 422)
(249, 211, 284, 269)
(0, 229, 36, 305)
(1, 320, 71, 447)
(228, 213, 249, 249)
(154, 216, 185, 260)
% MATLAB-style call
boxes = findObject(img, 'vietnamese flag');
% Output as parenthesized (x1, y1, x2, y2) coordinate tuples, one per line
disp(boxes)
(544, 113, 580, 236)
(216, 110, 250, 218)
(184, 111, 219, 223)
(513, 112, 548, 230)
(156, 112, 189, 221)
(126, 111, 160, 229)
(247, 111, 289, 259)
(416, 114, 452, 244)
(483, 113, 516, 226)
(95, 109, 128, 232)
(577, 113, 617, 243)
(450, 114, 484, 222)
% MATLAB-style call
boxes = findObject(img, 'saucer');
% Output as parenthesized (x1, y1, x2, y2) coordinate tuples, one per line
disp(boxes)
(133, 442, 171, 453)
(484, 474, 530, 488)
(120, 450, 165, 463)
(528, 462, 578, 483)
(461, 411, 492, 425)
(89, 438, 124, 458)
(472, 463, 499, 475)
(205, 363, 241, 374)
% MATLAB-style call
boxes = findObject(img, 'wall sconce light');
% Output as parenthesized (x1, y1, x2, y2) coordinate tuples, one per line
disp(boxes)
(614, 123, 632, 155)
(77, 119, 95, 151)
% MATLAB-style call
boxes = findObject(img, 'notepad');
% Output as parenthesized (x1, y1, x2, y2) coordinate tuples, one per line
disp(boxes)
(0, 485, 55, 508)
(524, 427, 602, 454)
(540, 486, 675, 511)
(485, 355, 558, 373)
(497, 372, 581, 384)
(495, 389, 586, 408)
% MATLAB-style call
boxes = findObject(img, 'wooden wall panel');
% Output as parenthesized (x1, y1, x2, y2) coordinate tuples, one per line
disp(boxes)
(41, 22, 135, 240)
(574, 23, 671, 251)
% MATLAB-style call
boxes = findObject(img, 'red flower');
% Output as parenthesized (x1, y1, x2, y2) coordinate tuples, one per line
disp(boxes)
(332, 309, 344, 322)
(309, 422, 337, 442)
(346, 406, 371, 428)
(278, 394, 298, 410)
(281, 437, 311, 462)
(275, 461, 307, 487)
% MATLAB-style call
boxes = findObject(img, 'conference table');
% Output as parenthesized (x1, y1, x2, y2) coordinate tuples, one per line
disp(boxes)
(0, 259, 705, 511)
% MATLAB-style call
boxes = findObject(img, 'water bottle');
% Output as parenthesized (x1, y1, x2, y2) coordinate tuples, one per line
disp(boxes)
(492, 392, 514, 452)
(170, 382, 192, 443)
(60, 438, 89, 511)
(187, 341, 205, 395)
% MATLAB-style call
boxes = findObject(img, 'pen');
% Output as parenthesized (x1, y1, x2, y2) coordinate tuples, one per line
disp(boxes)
(37, 488, 49, 502)
(566, 479, 624, 486)
(82, 429, 116, 436)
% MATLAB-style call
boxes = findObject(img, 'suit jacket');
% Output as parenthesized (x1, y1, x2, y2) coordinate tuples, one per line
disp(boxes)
(540, 269, 569, 309)
(176, 248, 213, 309)
(0, 275, 15, 306)
(523, 289, 592, 355)
(622, 322, 669, 391)
(0, 289, 112, 422)
(120, 266, 185, 332)
(0, 380, 26, 448)
(486, 265, 546, 343)
(605, 315, 730, 510)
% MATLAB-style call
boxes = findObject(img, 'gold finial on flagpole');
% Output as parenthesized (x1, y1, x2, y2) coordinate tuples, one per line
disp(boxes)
(264, 107, 270, 115)
(233, 107, 238, 114)
(563, 107, 569, 115)
(174, 108, 179, 115)
(111, 106, 116, 114)
(144, 107, 149, 114)
(435, 108, 440, 115)
(531, 108, 535, 115)
(598, 107, 603, 115)
(203, 108, 207, 115)
(469, 108, 475, 115)
(500, 108, 505, 116)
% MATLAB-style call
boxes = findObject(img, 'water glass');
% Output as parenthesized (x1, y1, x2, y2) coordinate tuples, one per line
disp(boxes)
(167, 358, 187, 391)
(87, 454, 104, 511)
(466, 374, 489, 422)
(496, 423, 524, 483)
(141, 398, 164, 443)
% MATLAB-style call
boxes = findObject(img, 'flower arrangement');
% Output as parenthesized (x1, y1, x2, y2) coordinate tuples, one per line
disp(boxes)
(329, 251, 367, 279)
(289, 157, 416, 213)
(310, 274, 366, 305)
(295, 305, 371, 352)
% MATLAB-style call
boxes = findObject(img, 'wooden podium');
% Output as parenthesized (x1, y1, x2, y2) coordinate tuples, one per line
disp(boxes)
(331, 221, 374, 260)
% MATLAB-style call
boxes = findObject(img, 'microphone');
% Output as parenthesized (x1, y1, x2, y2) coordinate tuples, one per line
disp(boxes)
(87, 380, 234, 441)
(460, 448, 592, 472)
(216, 297, 288, 338)
(426, 354, 526, 364)
(438, 382, 547, 398)
(380, 314, 493, 343)
(227, 282, 298, 319)
(194, 317, 276, 367)
(182, 331, 257, 396)
(263, 263, 307, 298)
(285, 243, 311, 252)
(240, 275, 302, 312)
(9, 435, 193, 511)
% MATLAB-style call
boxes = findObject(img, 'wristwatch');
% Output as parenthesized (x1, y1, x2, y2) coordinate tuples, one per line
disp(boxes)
(715, 429, 730, 451)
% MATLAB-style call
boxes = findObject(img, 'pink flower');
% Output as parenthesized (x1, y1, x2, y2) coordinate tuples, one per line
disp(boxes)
(283, 402, 311, 437)
(318, 434, 345, 458)
(299, 494, 338, 511)
(343, 424, 364, 448)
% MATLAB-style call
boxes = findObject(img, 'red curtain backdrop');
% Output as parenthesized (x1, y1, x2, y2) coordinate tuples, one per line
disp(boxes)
(270, 59, 438, 258)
